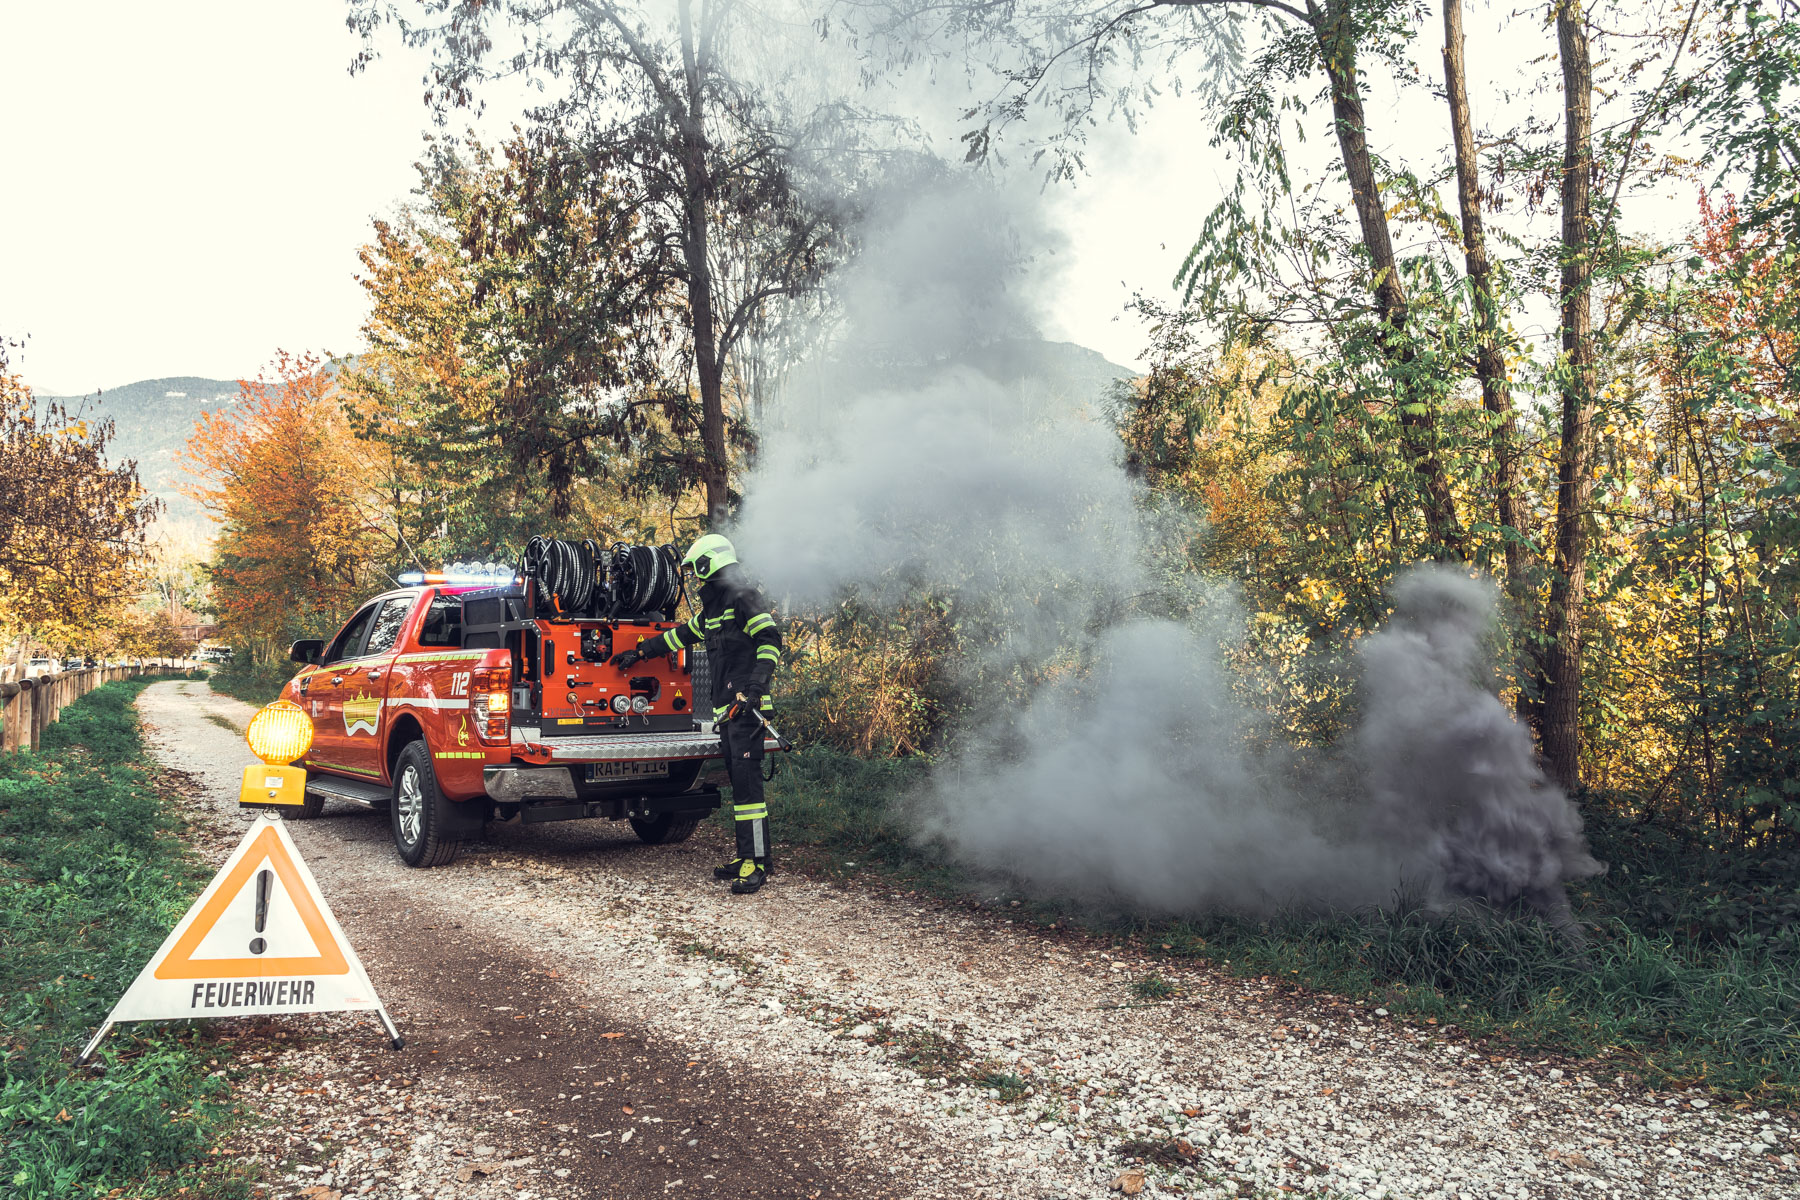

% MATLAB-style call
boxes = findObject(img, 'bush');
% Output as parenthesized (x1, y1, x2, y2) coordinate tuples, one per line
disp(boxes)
(205, 660, 297, 708)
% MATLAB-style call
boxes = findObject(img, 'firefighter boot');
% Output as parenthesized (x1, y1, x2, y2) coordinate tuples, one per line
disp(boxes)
(713, 858, 746, 881)
(729, 804, 770, 894)
(731, 856, 768, 895)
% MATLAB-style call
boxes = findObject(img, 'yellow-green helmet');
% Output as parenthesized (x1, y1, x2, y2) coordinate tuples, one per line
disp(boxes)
(681, 533, 738, 581)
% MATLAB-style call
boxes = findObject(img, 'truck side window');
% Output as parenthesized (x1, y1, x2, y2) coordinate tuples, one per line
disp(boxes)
(363, 597, 416, 658)
(418, 595, 462, 647)
(324, 603, 379, 664)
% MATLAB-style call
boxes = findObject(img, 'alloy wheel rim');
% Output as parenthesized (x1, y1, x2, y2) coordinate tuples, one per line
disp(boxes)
(396, 766, 423, 845)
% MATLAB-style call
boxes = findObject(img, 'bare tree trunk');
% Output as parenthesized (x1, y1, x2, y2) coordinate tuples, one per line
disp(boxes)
(1541, 0, 1597, 790)
(1312, 0, 1469, 560)
(677, 0, 731, 523)
(1442, 0, 1527, 599)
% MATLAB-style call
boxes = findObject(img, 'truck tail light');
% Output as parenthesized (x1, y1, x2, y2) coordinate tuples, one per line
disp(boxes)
(471, 666, 511, 742)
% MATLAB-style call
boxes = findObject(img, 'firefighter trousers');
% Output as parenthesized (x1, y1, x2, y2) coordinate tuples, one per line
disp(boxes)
(720, 706, 769, 866)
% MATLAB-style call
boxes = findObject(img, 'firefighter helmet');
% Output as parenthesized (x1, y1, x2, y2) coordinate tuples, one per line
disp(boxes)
(682, 533, 738, 581)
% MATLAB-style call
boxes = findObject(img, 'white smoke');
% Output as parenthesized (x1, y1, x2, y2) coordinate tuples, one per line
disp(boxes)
(733, 173, 1601, 919)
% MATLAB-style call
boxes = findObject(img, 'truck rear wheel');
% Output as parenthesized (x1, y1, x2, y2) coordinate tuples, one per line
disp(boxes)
(391, 741, 461, 868)
(630, 814, 699, 844)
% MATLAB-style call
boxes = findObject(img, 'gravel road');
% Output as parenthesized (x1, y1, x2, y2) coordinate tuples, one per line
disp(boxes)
(137, 681, 1796, 1200)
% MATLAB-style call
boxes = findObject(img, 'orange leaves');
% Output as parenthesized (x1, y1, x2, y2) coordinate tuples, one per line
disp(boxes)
(180, 353, 393, 657)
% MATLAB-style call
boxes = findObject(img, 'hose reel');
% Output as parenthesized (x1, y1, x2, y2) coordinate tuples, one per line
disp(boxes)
(608, 542, 682, 617)
(517, 536, 681, 620)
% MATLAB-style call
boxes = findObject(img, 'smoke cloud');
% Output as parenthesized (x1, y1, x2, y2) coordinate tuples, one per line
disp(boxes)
(733, 173, 1601, 920)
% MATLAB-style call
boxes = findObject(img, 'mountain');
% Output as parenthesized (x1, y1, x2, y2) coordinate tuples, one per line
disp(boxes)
(40, 376, 242, 525)
(40, 344, 1136, 527)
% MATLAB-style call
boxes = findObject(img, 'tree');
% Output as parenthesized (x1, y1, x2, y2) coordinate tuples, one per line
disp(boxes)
(351, 0, 852, 519)
(349, 132, 696, 547)
(1533, 0, 1599, 789)
(1441, 0, 1526, 602)
(181, 354, 397, 663)
(0, 338, 159, 648)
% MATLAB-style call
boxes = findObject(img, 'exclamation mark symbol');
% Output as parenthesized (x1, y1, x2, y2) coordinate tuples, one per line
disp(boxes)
(249, 868, 271, 955)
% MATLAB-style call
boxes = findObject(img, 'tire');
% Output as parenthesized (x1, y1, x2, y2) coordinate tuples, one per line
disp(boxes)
(292, 771, 326, 820)
(390, 741, 461, 868)
(630, 814, 699, 844)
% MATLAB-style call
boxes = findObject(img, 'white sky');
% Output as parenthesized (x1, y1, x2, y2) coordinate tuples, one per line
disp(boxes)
(1, 2, 1706, 394)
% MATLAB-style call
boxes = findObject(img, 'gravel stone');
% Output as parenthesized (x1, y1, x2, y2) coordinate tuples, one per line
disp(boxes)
(141, 682, 1798, 1199)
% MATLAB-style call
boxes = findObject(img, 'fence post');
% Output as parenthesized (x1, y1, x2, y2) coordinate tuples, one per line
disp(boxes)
(1, 682, 20, 755)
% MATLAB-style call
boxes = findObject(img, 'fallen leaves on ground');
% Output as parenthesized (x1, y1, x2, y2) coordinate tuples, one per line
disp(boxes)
(1110, 1168, 1146, 1194)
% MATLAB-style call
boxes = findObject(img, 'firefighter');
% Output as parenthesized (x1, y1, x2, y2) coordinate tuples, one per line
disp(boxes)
(610, 534, 782, 894)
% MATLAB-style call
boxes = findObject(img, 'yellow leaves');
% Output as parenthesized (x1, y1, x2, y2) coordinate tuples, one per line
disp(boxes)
(183, 354, 393, 656)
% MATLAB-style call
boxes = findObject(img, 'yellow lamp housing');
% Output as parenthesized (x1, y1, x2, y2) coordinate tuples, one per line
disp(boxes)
(239, 701, 313, 810)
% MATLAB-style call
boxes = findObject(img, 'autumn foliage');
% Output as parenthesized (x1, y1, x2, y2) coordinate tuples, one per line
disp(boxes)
(181, 354, 395, 664)
(0, 341, 158, 652)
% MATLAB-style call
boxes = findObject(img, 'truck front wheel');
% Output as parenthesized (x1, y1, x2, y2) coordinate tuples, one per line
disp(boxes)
(391, 741, 461, 868)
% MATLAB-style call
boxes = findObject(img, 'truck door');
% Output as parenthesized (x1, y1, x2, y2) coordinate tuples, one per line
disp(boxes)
(336, 594, 418, 781)
(305, 601, 381, 780)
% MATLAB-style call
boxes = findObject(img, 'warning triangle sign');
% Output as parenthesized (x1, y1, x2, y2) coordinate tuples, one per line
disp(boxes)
(152, 822, 350, 980)
(80, 815, 400, 1060)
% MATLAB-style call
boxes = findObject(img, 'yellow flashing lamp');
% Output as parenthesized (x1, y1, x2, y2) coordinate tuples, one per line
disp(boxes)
(239, 700, 314, 811)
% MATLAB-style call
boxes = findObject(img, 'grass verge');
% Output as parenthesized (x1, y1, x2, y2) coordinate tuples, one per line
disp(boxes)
(0, 679, 248, 1198)
(203, 663, 294, 709)
(761, 747, 1800, 1104)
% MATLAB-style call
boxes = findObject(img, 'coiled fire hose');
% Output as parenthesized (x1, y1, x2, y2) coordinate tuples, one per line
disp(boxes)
(521, 536, 598, 614)
(609, 542, 681, 616)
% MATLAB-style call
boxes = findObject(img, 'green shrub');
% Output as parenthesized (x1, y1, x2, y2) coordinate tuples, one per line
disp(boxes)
(205, 661, 296, 708)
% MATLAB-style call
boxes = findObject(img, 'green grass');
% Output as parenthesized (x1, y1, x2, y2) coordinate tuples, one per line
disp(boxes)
(0, 679, 249, 1198)
(762, 747, 1800, 1103)
(1130, 973, 1177, 1001)
(203, 662, 295, 709)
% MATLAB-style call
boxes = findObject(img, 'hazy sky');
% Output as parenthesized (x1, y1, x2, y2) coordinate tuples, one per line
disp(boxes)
(2, 2, 1705, 394)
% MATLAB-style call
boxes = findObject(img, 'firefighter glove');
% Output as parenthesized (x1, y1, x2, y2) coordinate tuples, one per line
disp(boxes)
(610, 648, 644, 669)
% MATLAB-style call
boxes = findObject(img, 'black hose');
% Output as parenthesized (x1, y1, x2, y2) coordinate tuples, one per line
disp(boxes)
(609, 542, 681, 617)
(521, 536, 597, 615)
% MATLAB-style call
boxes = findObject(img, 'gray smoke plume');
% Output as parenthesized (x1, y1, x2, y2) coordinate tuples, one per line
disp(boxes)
(734, 173, 1602, 921)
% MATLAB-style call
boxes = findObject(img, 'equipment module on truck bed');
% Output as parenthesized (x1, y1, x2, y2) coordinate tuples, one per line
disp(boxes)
(279, 539, 777, 868)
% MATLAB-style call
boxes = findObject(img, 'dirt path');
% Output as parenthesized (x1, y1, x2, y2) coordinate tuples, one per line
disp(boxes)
(139, 681, 1795, 1200)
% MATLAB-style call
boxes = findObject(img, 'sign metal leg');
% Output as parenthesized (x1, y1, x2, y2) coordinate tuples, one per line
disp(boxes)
(375, 1003, 404, 1050)
(74, 1018, 115, 1065)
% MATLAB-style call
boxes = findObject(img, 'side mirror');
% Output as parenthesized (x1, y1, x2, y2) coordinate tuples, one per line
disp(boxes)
(290, 639, 324, 665)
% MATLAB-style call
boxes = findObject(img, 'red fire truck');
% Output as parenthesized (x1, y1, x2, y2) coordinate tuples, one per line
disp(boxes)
(281, 541, 760, 868)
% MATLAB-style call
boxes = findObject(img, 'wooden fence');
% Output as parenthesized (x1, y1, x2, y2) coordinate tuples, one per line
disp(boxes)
(0, 663, 192, 755)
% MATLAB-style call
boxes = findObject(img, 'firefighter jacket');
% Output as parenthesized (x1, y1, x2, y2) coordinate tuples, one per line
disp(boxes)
(637, 563, 782, 713)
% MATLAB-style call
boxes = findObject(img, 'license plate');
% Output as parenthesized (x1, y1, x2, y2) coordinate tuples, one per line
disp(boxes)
(585, 760, 670, 781)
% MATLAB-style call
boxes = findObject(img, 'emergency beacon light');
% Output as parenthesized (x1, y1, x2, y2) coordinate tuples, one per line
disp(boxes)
(238, 700, 314, 811)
